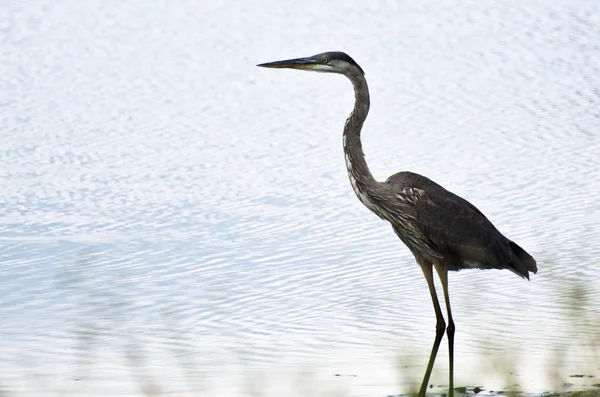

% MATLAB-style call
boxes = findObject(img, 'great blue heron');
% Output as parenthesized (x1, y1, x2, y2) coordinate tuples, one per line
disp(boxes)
(257, 51, 537, 397)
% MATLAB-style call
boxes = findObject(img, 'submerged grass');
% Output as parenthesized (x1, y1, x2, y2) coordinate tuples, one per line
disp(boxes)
(3, 253, 599, 397)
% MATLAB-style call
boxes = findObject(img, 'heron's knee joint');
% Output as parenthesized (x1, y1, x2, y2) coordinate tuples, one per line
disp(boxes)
(447, 321, 456, 336)
(436, 320, 446, 335)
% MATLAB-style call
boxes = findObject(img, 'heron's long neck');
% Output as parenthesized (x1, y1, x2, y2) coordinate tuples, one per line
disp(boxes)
(343, 72, 379, 198)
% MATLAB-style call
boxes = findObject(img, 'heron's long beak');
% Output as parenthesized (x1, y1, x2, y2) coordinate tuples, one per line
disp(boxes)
(257, 57, 318, 70)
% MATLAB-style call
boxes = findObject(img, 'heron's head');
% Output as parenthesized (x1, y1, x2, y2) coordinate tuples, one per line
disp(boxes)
(257, 51, 364, 76)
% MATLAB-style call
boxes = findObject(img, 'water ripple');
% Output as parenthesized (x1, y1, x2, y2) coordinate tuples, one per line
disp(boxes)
(1, 0, 599, 395)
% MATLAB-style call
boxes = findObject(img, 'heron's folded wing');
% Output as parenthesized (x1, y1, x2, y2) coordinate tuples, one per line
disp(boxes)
(414, 191, 512, 265)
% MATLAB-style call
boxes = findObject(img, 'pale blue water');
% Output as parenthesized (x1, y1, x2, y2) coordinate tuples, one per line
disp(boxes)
(1, 0, 599, 396)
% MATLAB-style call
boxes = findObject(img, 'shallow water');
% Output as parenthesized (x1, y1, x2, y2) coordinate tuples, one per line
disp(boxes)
(1, 0, 599, 395)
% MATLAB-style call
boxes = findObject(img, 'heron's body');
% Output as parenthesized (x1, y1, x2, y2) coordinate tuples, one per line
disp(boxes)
(336, 54, 536, 280)
(258, 51, 537, 397)
(356, 169, 535, 277)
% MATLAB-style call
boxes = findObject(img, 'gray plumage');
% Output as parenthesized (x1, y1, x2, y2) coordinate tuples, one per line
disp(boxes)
(258, 51, 537, 397)
(384, 171, 537, 278)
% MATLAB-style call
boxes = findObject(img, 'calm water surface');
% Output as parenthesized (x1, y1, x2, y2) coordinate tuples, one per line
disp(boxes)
(1, 0, 599, 395)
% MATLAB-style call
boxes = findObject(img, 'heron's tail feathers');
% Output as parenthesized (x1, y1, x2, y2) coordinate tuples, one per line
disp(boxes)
(507, 241, 538, 280)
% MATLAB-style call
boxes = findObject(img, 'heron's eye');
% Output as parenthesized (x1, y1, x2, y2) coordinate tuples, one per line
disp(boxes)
(322, 57, 329, 64)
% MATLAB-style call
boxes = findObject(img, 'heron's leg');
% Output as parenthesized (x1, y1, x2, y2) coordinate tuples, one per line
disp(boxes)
(418, 262, 446, 397)
(435, 263, 455, 397)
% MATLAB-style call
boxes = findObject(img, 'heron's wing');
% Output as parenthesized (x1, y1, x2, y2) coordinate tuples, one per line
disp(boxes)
(414, 189, 512, 265)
